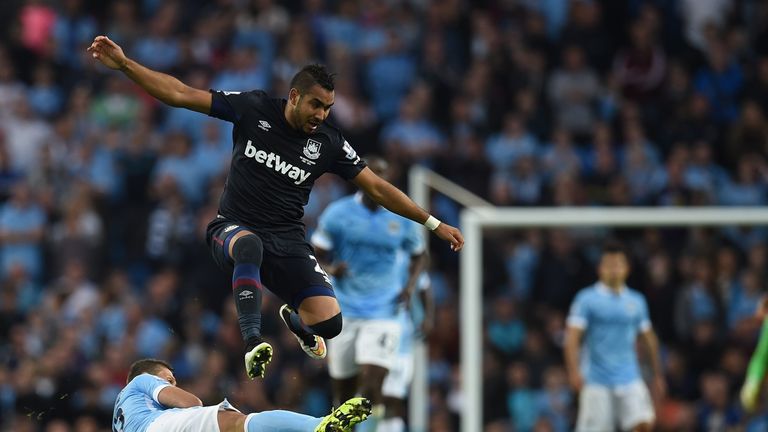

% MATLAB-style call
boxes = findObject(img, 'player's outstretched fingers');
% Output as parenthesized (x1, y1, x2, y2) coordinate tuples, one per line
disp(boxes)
(452, 228, 465, 251)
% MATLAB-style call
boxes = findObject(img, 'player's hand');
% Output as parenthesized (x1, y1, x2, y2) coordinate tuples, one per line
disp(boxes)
(568, 371, 583, 392)
(87, 35, 128, 70)
(434, 223, 464, 252)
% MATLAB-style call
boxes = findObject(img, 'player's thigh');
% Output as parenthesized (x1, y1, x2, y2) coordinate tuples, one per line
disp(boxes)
(355, 320, 401, 370)
(382, 352, 414, 400)
(262, 253, 338, 318)
(327, 318, 361, 379)
(576, 384, 615, 432)
(616, 381, 655, 432)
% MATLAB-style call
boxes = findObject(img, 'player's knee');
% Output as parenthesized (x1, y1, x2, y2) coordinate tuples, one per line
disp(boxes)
(309, 312, 342, 339)
(232, 234, 263, 265)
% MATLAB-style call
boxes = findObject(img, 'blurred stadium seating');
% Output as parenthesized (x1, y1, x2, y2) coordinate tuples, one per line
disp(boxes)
(1, 0, 768, 430)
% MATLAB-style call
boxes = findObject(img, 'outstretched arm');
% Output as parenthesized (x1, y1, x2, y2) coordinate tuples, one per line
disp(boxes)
(87, 35, 212, 113)
(351, 167, 464, 251)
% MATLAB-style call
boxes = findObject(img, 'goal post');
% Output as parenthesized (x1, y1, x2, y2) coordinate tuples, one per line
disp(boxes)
(408, 166, 493, 432)
(408, 165, 768, 432)
(459, 206, 768, 432)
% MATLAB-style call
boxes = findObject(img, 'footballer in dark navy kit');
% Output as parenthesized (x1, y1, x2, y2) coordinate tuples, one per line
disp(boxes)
(88, 35, 464, 380)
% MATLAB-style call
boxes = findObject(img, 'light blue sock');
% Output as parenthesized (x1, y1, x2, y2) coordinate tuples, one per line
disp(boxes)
(245, 410, 322, 432)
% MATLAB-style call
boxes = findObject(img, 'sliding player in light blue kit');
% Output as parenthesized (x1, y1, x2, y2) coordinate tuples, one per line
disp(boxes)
(564, 241, 665, 432)
(309, 157, 427, 428)
(112, 358, 371, 432)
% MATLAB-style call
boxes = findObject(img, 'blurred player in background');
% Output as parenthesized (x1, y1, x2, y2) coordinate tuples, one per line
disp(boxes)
(310, 157, 427, 429)
(379, 270, 434, 432)
(88, 36, 463, 380)
(564, 241, 665, 432)
(112, 358, 371, 432)
(741, 296, 768, 412)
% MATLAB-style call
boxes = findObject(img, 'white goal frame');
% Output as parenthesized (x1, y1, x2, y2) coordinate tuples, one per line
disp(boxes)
(459, 206, 768, 432)
(408, 165, 768, 432)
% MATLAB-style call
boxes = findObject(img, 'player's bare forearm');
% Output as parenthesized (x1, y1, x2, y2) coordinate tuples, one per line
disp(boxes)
(121, 59, 210, 112)
(641, 329, 667, 398)
(641, 330, 663, 377)
(352, 168, 464, 251)
(363, 177, 429, 224)
(564, 326, 583, 390)
(418, 281, 435, 337)
(88, 35, 211, 113)
(564, 330, 581, 372)
(401, 253, 427, 302)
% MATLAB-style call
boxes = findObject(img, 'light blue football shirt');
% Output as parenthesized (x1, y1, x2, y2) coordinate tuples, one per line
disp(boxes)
(566, 282, 652, 386)
(112, 373, 171, 432)
(311, 193, 425, 319)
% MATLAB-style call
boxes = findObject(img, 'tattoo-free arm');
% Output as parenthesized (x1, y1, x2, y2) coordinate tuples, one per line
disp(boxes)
(351, 167, 464, 251)
(564, 326, 584, 391)
(88, 35, 212, 113)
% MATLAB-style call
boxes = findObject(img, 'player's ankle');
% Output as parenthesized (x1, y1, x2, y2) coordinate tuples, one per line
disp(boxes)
(300, 334, 316, 347)
(245, 337, 263, 352)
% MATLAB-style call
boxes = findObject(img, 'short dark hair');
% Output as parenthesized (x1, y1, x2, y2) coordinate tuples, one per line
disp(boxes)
(290, 64, 336, 93)
(127, 358, 173, 383)
(601, 239, 629, 258)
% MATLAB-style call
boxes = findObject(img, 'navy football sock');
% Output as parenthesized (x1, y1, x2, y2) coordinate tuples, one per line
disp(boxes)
(233, 263, 263, 350)
(287, 311, 317, 347)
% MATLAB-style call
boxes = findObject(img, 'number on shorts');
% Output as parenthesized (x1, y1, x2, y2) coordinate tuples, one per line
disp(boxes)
(309, 254, 331, 284)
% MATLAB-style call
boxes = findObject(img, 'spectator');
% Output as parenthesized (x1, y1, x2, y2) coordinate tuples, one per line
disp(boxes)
(0, 183, 45, 280)
(487, 297, 526, 357)
(717, 155, 768, 206)
(694, 41, 744, 123)
(547, 45, 601, 138)
(612, 19, 667, 103)
(27, 63, 63, 119)
(365, 30, 417, 120)
(131, 2, 180, 71)
(381, 88, 444, 165)
(485, 112, 539, 174)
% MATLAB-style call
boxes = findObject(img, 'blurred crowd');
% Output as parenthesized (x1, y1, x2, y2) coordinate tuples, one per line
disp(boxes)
(1, 0, 768, 430)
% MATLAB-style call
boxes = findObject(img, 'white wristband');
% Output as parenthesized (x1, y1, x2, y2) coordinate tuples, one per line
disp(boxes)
(424, 215, 441, 231)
